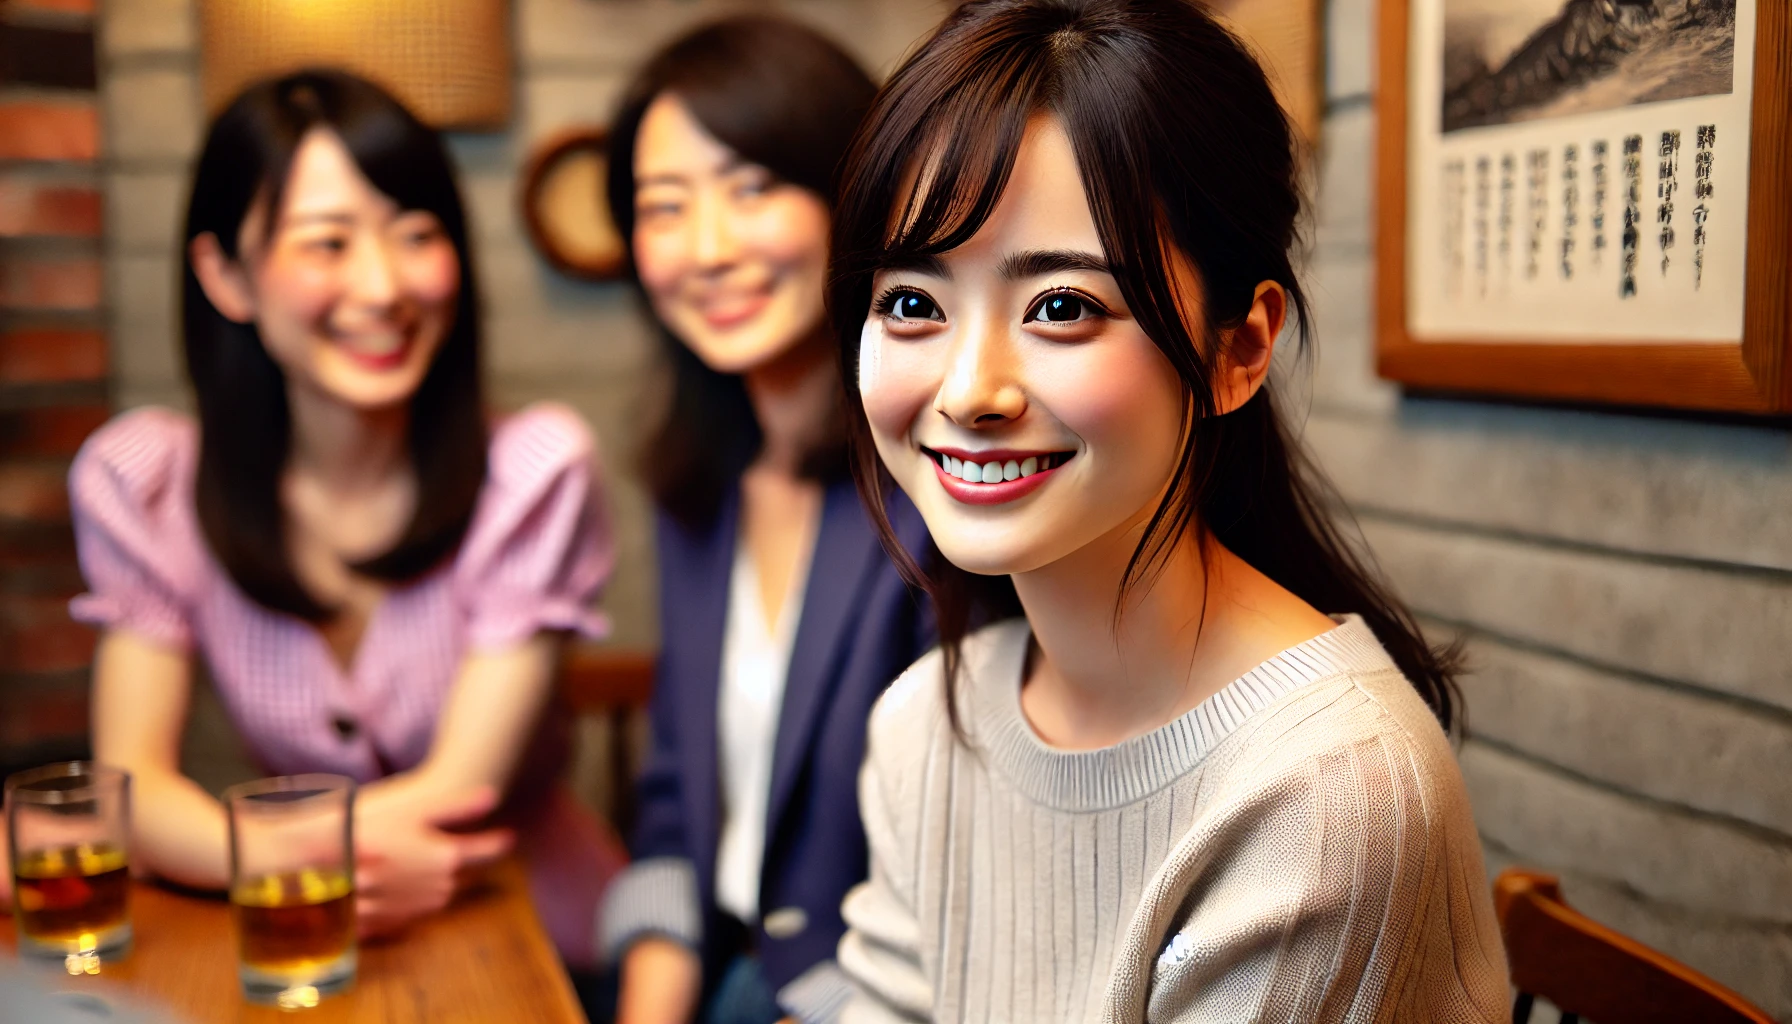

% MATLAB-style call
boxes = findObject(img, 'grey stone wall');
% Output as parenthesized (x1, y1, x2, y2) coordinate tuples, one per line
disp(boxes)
(1313, 0, 1792, 1016)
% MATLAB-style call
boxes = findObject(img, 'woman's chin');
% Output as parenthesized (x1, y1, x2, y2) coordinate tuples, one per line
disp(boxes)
(675, 307, 816, 375)
(307, 364, 429, 411)
(298, 343, 440, 410)
(930, 529, 1061, 579)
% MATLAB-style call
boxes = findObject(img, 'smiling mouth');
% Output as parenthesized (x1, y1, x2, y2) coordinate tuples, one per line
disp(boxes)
(696, 290, 772, 329)
(333, 330, 414, 371)
(923, 447, 1074, 484)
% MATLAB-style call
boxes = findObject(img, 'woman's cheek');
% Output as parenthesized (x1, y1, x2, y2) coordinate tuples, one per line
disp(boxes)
(856, 320, 883, 394)
(1060, 331, 1189, 484)
(403, 244, 461, 307)
(858, 326, 936, 445)
(631, 227, 683, 299)
(751, 194, 830, 270)
(1032, 334, 1181, 463)
(255, 255, 339, 326)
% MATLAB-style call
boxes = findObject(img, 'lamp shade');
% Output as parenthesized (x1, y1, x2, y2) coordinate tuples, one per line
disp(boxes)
(200, 0, 512, 130)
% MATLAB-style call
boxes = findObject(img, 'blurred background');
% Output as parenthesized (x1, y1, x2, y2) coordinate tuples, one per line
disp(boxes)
(0, 0, 1785, 1017)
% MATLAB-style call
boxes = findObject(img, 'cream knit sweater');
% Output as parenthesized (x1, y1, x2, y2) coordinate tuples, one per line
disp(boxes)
(837, 616, 1509, 1023)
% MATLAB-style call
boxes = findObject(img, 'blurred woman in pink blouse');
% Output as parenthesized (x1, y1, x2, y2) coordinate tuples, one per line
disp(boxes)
(57, 70, 623, 964)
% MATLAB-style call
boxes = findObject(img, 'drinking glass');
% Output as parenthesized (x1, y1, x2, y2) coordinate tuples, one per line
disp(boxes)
(6, 761, 133, 969)
(225, 774, 357, 1006)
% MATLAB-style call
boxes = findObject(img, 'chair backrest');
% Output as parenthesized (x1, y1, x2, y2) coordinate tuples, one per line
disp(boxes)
(560, 646, 656, 835)
(561, 646, 655, 715)
(1495, 868, 1775, 1024)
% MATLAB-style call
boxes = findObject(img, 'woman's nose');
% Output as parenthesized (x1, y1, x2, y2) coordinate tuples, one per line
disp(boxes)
(935, 317, 1027, 427)
(346, 236, 402, 311)
(690, 191, 740, 271)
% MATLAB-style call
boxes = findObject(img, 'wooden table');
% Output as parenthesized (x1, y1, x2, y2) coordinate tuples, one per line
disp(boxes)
(1, 861, 588, 1023)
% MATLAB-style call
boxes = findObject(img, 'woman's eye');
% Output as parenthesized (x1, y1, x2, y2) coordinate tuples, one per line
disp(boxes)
(887, 291, 943, 322)
(404, 218, 443, 244)
(637, 199, 683, 219)
(305, 236, 348, 255)
(734, 169, 776, 198)
(1027, 292, 1095, 323)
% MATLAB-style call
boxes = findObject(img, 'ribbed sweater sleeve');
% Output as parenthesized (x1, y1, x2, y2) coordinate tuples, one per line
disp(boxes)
(838, 663, 936, 1023)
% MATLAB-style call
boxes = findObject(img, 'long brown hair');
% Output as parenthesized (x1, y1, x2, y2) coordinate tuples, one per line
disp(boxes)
(830, 0, 1461, 731)
(183, 70, 486, 621)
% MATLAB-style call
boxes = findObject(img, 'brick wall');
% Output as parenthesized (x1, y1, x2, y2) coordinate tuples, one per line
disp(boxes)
(0, 0, 104, 773)
(1315, 0, 1791, 1015)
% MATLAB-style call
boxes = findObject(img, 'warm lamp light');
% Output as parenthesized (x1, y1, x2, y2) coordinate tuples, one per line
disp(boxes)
(199, 0, 512, 129)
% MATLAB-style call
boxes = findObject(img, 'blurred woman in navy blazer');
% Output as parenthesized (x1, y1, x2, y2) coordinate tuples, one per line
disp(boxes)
(597, 17, 932, 1024)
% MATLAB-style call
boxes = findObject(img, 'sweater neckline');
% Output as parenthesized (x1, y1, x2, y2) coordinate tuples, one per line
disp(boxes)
(969, 614, 1394, 811)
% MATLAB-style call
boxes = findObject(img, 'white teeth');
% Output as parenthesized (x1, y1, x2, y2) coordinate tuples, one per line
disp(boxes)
(938, 452, 1065, 484)
(345, 334, 406, 356)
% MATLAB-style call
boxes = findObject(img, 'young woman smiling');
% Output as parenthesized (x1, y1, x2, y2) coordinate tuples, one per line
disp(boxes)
(597, 18, 933, 1024)
(830, 1, 1509, 1020)
(58, 71, 623, 963)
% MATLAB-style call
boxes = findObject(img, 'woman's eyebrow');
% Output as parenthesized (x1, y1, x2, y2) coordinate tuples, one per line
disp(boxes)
(635, 171, 690, 188)
(998, 248, 1110, 280)
(876, 253, 951, 277)
(281, 211, 356, 227)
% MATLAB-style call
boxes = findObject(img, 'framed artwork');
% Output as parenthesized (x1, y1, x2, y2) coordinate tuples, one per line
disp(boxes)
(519, 128, 627, 282)
(200, 0, 512, 130)
(1376, 0, 1792, 413)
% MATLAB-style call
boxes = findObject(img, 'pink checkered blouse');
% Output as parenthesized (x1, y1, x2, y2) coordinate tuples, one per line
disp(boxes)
(66, 403, 624, 962)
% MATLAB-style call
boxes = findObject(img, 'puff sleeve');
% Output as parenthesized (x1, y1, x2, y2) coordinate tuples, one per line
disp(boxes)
(67, 409, 203, 651)
(454, 404, 615, 651)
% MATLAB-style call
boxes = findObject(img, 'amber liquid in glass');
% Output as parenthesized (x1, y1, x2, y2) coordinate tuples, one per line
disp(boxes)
(13, 843, 130, 948)
(231, 867, 355, 976)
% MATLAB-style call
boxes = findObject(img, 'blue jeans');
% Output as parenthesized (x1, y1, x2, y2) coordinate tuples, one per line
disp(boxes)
(700, 955, 783, 1024)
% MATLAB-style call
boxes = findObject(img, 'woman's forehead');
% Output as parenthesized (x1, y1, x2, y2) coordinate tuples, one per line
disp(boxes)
(281, 129, 392, 215)
(634, 93, 743, 181)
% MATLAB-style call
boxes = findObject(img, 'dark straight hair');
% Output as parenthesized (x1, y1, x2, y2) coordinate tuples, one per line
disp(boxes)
(831, 0, 1462, 731)
(182, 69, 487, 622)
(606, 15, 877, 527)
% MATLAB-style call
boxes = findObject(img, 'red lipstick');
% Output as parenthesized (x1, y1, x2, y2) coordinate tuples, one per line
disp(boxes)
(925, 447, 1073, 506)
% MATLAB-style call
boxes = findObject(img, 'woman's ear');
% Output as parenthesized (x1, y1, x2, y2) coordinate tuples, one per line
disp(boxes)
(1214, 280, 1286, 416)
(189, 232, 257, 324)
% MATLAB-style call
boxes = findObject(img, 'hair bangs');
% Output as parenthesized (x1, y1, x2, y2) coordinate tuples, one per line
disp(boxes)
(881, 78, 1036, 262)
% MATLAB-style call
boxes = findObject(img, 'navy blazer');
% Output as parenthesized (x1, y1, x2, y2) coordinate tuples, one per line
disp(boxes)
(627, 478, 933, 997)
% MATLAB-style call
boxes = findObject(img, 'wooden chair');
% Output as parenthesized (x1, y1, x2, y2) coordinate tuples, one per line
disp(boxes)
(1494, 868, 1775, 1024)
(560, 645, 655, 836)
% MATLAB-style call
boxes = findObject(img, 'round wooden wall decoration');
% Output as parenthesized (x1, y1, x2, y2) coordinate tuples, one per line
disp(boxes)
(520, 128, 627, 281)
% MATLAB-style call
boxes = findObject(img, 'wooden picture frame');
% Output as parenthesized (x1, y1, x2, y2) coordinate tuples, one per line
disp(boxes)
(1376, 0, 1792, 413)
(519, 128, 627, 282)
